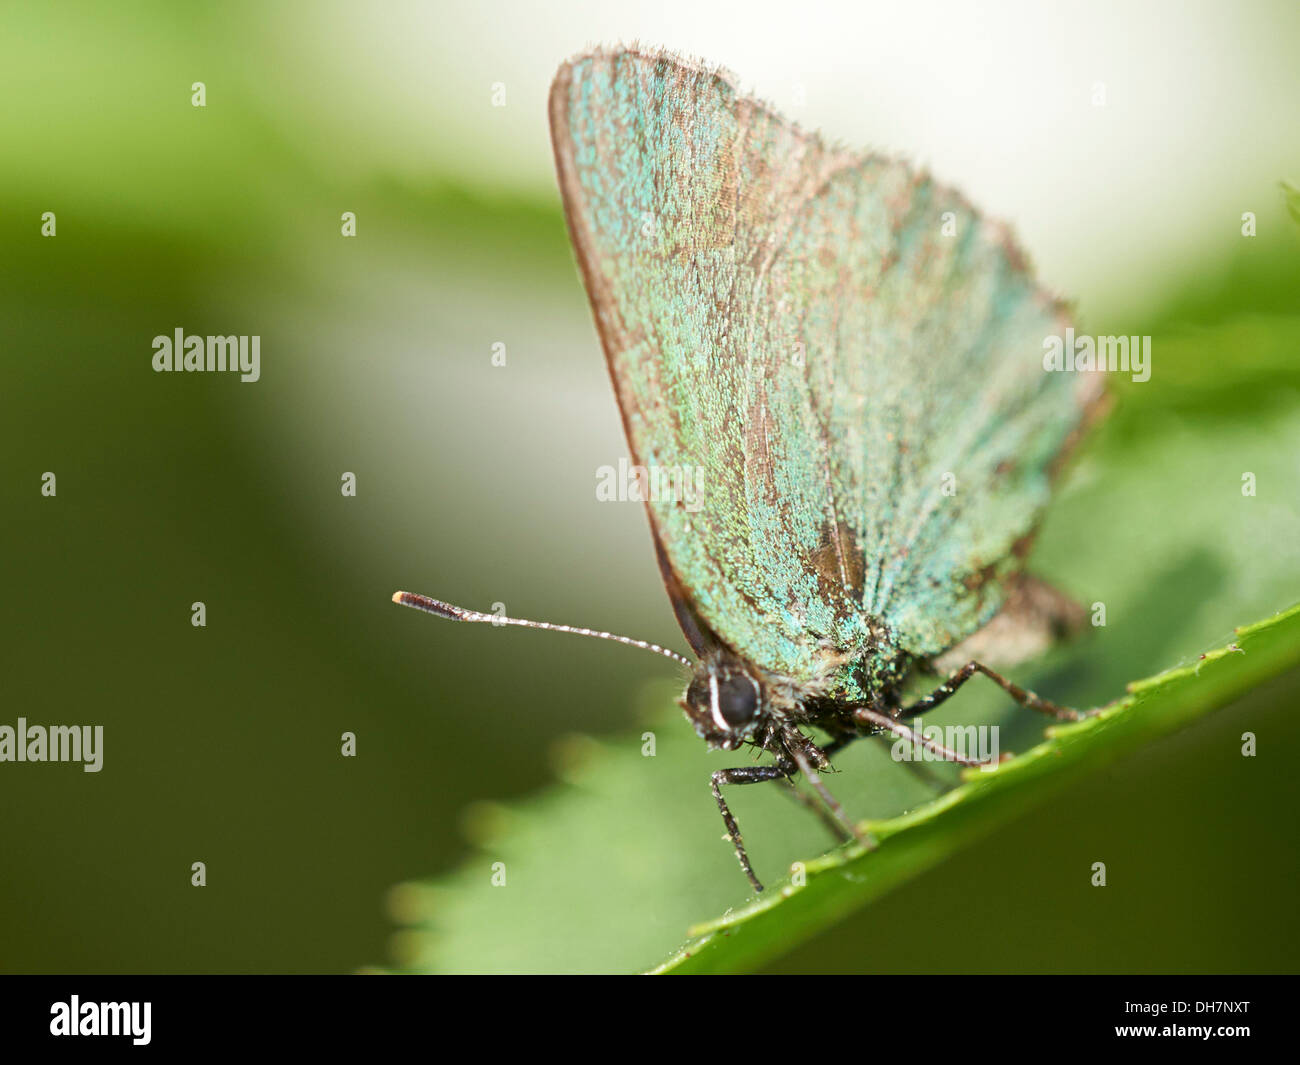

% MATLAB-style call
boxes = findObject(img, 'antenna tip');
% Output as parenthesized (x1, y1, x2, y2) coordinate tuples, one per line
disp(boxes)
(391, 591, 469, 621)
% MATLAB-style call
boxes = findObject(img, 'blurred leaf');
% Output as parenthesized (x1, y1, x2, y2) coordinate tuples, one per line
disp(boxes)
(1283, 181, 1300, 226)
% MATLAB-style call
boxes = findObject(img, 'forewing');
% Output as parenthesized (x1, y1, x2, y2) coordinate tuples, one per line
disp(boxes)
(550, 47, 1101, 679)
(552, 48, 866, 677)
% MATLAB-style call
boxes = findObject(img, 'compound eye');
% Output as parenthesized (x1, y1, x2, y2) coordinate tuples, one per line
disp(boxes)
(712, 672, 759, 729)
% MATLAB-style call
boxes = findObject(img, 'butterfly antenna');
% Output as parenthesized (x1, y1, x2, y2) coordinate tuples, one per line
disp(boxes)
(392, 591, 694, 668)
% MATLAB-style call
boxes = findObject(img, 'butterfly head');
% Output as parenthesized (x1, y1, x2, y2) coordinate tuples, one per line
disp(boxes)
(680, 653, 768, 750)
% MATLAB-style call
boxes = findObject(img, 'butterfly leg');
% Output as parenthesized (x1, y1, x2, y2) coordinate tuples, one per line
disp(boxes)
(778, 777, 853, 843)
(781, 733, 872, 849)
(899, 660, 1084, 722)
(775, 732, 863, 842)
(711, 763, 796, 893)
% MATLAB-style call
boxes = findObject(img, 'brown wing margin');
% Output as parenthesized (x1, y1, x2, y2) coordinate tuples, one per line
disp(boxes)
(549, 53, 719, 662)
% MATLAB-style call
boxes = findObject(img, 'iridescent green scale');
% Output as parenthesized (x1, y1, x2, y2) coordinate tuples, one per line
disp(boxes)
(550, 47, 1100, 703)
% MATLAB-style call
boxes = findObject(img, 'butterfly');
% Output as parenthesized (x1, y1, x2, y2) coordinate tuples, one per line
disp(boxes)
(395, 46, 1106, 893)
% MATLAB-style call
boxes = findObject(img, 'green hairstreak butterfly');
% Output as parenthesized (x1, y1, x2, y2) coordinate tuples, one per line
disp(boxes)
(395, 46, 1105, 892)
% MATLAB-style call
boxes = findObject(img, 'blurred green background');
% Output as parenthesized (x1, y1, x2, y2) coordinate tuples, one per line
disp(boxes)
(2, 1, 1298, 973)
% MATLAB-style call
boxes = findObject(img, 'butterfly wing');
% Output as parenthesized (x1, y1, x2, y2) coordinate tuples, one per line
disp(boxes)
(550, 48, 1101, 685)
